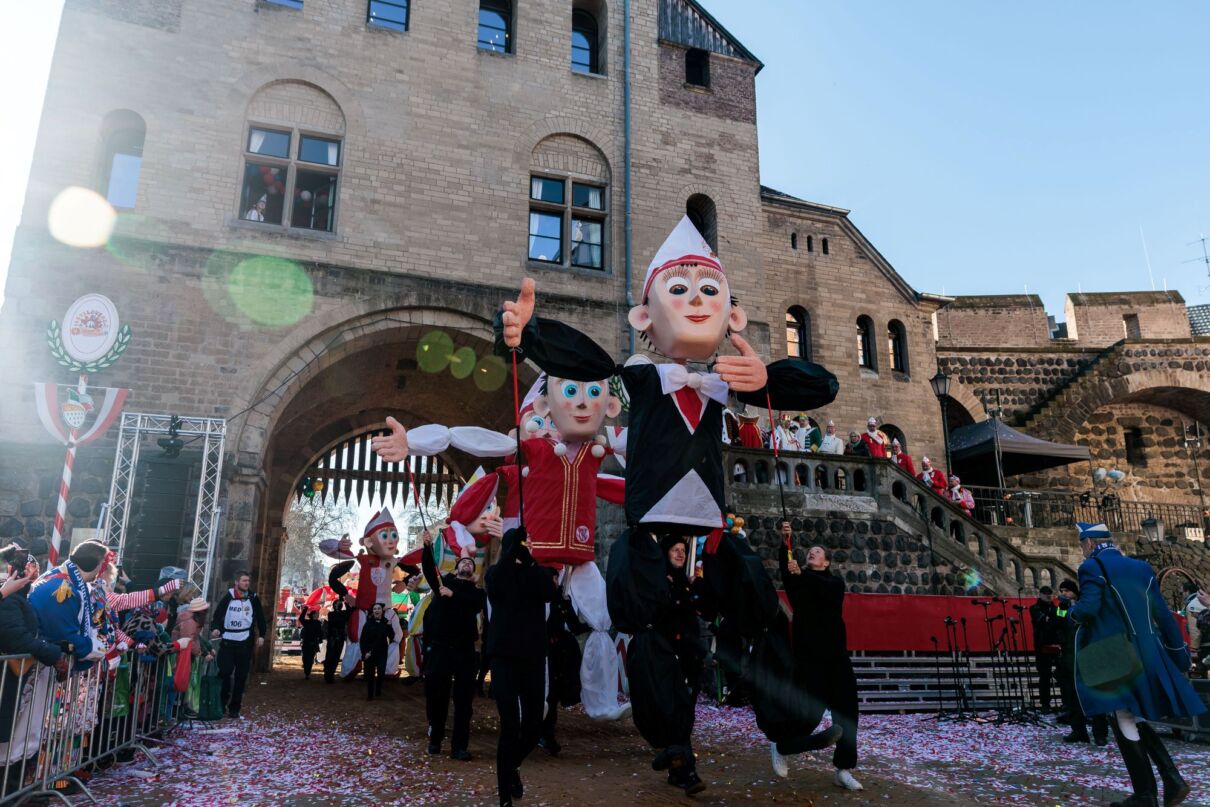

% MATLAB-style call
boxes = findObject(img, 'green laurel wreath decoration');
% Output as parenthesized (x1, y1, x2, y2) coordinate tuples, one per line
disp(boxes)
(609, 375, 629, 413)
(47, 320, 133, 373)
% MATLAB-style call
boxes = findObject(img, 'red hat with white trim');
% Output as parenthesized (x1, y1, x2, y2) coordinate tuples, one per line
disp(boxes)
(449, 474, 499, 529)
(641, 215, 722, 302)
(362, 508, 396, 540)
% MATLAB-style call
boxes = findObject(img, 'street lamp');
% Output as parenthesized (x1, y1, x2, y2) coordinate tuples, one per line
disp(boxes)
(1141, 517, 1164, 544)
(929, 371, 952, 475)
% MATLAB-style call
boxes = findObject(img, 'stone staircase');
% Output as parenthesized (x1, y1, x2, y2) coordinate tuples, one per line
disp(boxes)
(724, 448, 1078, 596)
(1016, 339, 1126, 430)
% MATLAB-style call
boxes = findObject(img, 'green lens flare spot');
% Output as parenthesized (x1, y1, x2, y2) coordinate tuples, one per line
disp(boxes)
(473, 355, 507, 392)
(417, 331, 454, 373)
(449, 346, 477, 380)
(227, 256, 314, 328)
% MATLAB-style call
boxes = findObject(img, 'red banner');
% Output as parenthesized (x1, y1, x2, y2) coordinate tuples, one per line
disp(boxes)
(778, 593, 1040, 653)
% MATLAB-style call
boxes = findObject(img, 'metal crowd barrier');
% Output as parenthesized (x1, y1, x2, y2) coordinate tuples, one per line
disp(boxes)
(0, 648, 205, 806)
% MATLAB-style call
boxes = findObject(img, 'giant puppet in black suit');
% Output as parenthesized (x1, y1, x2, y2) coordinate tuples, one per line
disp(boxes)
(499, 216, 839, 795)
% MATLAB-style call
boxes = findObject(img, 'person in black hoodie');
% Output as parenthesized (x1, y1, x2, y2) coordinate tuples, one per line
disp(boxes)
(777, 523, 862, 791)
(485, 527, 557, 807)
(538, 592, 588, 756)
(323, 599, 348, 684)
(421, 529, 486, 761)
(360, 602, 391, 700)
(299, 608, 324, 680)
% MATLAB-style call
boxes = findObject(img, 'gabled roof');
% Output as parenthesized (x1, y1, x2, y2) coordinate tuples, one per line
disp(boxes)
(759, 185, 920, 305)
(659, 0, 764, 72)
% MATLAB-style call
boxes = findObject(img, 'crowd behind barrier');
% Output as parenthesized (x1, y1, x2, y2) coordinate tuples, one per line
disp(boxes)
(0, 648, 211, 806)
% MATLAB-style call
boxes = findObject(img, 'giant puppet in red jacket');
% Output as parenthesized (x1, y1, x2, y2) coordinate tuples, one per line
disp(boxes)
(372, 373, 631, 720)
(320, 509, 407, 677)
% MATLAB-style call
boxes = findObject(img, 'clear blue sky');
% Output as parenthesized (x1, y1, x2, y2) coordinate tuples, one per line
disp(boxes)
(3, 2, 1209, 320)
(704, 1, 1210, 316)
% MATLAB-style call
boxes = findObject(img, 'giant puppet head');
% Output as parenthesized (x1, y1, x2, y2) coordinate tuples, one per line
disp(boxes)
(362, 508, 400, 558)
(627, 216, 749, 362)
(447, 472, 502, 557)
(519, 374, 556, 441)
(532, 375, 622, 443)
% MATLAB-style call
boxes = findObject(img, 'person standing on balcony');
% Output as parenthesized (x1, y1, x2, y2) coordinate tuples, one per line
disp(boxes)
(844, 431, 870, 457)
(818, 421, 844, 455)
(918, 456, 948, 497)
(859, 417, 887, 458)
(889, 439, 916, 476)
(1070, 522, 1204, 807)
(947, 475, 974, 517)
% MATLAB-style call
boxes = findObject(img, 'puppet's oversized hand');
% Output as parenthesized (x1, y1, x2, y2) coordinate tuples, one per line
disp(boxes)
(483, 517, 503, 540)
(502, 278, 536, 348)
(337, 533, 353, 555)
(715, 334, 767, 392)
(371, 417, 409, 462)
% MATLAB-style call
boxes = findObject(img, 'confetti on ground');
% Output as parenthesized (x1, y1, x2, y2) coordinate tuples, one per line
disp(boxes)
(83, 661, 1208, 806)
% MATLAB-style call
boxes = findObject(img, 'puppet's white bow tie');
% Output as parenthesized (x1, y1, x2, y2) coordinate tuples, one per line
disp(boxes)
(658, 365, 729, 405)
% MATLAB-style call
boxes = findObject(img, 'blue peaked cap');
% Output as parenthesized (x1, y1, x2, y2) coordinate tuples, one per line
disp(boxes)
(1076, 522, 1111, 540)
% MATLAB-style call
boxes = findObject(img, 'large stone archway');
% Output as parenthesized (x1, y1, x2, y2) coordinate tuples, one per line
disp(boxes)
(217, 306, 538, 632)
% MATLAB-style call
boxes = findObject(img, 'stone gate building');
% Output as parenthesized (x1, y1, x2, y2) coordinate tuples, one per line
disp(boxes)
(2, 0, 1207, 608)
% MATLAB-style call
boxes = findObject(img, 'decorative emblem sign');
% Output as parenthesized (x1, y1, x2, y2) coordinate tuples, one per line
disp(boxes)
(47, 293, 131, 372)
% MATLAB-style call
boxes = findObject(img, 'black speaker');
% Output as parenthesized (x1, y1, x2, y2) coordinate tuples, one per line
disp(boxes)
(125, 452, 200, 587)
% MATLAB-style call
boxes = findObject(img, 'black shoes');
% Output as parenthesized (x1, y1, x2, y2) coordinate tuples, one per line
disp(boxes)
(427, 741, 441, 755)
(511, 769, 524, 799)
(1137, 723, 1190, 807)
(667, 769, 706, 795)
(1062, 730, 1090, 743)
(652, 745, 690, 771)
(538, 736, 561, 756)
(450, 749, 473, 762)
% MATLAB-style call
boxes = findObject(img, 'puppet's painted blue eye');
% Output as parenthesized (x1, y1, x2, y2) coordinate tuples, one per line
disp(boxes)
(561, 382, 579, 398)
(529, 415, 545, 429)
(587, 384, 603, 398)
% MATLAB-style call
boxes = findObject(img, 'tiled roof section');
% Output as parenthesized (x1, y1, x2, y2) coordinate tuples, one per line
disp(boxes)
(1188, 303, 1210, 335)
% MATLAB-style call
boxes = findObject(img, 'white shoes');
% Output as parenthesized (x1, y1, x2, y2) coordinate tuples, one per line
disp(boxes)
(770, 743, 789, 778)
(834, 769, 864, 791)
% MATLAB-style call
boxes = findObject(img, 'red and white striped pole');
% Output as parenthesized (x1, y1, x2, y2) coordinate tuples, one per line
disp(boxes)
(48, 374, 87, 566)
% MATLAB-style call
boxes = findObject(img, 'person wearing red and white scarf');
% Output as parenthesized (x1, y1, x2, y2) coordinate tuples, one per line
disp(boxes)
(889, 439, 916, 477)
(859, 417, 887, 458)
(917, 457, 948, 496)
(948, 475, 975, 516)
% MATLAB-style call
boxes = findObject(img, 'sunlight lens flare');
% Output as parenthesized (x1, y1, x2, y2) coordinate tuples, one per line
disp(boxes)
(47, 186, 116, 248)
(416, 330, 454, 373)
(227, 255, 314, 328)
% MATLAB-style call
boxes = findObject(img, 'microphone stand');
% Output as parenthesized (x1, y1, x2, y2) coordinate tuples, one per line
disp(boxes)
(943, 617, 967, 719)
(1011, 603, 1038, 715)
(929, 635, 946, 719)
(973, 600, 1007, 716)
(959, 617, 977, 714)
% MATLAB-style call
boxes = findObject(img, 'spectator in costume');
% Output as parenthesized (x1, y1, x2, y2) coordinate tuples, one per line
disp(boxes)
(818, 421, 844, 455)
(948, 475, 975, 517)
(1069, 522, 1204, 807)
(29, 540, 109, 669)
(795, 415, 822, 452)
(209, 570, 267, 720)
(917, 456, 948, 497)
(859, 417, 887, 458)
(890, 439, 916, 476)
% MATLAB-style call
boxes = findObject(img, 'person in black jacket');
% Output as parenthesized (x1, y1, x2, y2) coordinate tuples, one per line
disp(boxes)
(485, 528, 557, 807)
(421, 528, 486, 761)
(360, 602, 391, 700)
(299, 608, 324, 680)
(539, 592, 588, 756)
(1054, 579, 1109, 745)
(777, 524, 862, 791)
(1029, 587, 1062, 712)
(208, 570, 267, 720)
(323, 599, 348, 684)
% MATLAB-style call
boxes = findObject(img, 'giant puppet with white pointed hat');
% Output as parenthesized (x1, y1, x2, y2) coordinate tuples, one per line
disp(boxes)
(498, 214, 840, 794)
(320, 507, 409, 677)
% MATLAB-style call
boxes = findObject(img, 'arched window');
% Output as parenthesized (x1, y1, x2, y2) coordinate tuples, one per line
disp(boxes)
(239, 82, 345, 233)
(822, 237, 829, 255)
(856, 315, 876, 370)
(685, 48, 710, 87)
(100, 110, 146, 209)
(888, 319, 908, 373)
(571, 8, 601, 74)
(806, 235, 814, 252)
(790, 232, 798, 250)
(882, 423, 905, 451)
(785, 306, 810, 360)
(685, 194, 717, 252)
(528, 134, 609, 271)
(478, 0, 512, 53)
(1125, 427, 1146, 466)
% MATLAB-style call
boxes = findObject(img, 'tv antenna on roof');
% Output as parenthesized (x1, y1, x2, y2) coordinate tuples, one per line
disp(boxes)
(1184, 234, 1210, 294)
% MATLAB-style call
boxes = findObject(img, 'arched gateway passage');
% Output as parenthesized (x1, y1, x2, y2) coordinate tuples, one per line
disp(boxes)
(221, 308, 537, 666)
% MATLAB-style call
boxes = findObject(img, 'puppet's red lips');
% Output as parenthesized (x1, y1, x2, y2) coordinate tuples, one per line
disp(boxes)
(573, 415, 592, 423)
(685, 315, 710, 323)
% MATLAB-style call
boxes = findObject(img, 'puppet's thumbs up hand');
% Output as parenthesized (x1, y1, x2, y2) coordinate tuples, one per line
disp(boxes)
(715, 334, 768, 392)
(502, 278, 536, 348)
(371, 417, 409, 462)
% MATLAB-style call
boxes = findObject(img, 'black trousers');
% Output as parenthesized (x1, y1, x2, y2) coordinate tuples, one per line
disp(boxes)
(363, 648, 387, 698)
(323, 637, 344, 683)
(492, 655, 546, 799)
(302, 645, 319, 678)
(1035, 653, 1058, 710)
(781, 655, 859, 770)
(425, 644, 478, 752)
(217, 639, 254, 716)
(1057, 662, 1108, 740)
